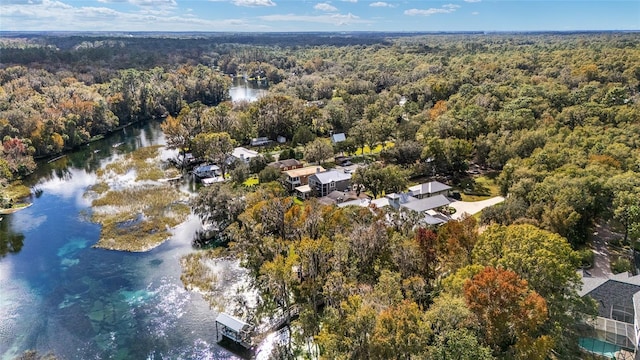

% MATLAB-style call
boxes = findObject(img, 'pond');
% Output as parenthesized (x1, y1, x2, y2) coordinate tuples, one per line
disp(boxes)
(228, 77, 268, 103)
(0, 83, 266, 359)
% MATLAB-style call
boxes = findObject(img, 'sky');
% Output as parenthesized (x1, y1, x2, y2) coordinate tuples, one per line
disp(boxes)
(0, 0, 638, 33)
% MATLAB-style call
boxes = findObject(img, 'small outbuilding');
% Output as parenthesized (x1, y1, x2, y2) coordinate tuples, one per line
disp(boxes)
(331, 133, 346, 144)
(215, 312, 253, 349)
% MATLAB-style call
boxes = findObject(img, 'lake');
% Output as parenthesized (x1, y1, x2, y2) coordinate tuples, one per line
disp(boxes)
(0, 83, 266, 359)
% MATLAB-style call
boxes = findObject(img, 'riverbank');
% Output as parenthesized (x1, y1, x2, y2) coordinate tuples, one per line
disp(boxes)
(0, 182, 33, 214)
(0, 203, 32, 215)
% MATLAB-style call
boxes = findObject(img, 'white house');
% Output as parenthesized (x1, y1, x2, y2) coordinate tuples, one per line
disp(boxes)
(231, 147, 260, 164)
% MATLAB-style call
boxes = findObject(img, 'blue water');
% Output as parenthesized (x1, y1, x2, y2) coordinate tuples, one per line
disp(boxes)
(0, 122, 238, 359)
(579, 337, 621, 358)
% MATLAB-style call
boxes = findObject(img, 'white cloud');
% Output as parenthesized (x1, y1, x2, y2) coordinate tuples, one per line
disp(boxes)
(341, 0, 356, 2)
(260, 12, 368, 26)
(370, 2, 393, 7)
(232, 0, 275, 6)
(472, 11, 479, 15)
(130, 0, 177, 7)
(405, 3, 460, 16)
(0, 0, 256, 31)
(314, 2, 337, 12)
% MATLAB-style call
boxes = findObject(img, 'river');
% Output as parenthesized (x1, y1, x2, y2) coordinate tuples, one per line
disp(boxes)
(0, 82, 266, 359)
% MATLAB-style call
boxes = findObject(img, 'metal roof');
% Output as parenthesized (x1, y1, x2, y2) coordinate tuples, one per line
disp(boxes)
(400, 194, 451, 213)
(408, 181, 452, 196)
(311, 169, 352, 184)
(215, 313, 250, 333)
(331, 133, 346, 143)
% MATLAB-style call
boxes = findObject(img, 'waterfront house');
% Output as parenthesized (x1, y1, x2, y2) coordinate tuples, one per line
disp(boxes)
(193, 164, 221, 179)
(318, 190, 369, 206)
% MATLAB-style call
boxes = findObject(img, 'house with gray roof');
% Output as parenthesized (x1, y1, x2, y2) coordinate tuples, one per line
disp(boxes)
(400, 194, 451, 213)
(408, 181, 452, 199)
(308, 169, 352, 197)
(579, 271, 640, 358)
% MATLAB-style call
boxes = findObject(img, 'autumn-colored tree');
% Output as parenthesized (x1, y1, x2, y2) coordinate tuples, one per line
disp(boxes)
(316, 295, 377, 360)
(464, 266, 551, 359)
(259, 247, 299, 326)
(2, 136, 35, 177)
(436, 216, 478, 272)
(370, 300, 429, 359)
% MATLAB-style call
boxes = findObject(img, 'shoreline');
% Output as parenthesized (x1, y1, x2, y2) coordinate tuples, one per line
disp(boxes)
(0, 202, 33, 215)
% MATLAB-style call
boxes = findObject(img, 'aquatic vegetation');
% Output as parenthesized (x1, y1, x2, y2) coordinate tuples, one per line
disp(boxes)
(180, 249, 257, 315)
(89, 145, 190, 252)
(0, 182, 32, 213)
(90, 182, 109, 195)
(101, 145, 165, 181)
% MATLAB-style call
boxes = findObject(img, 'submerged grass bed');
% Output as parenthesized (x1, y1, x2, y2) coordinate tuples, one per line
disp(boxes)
(180, 249, 256, 314)
(88, 145, 190, 252)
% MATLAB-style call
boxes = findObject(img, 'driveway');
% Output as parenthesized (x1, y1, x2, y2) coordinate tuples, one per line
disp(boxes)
(449, 196, 505, 220)
(589, 222, 615, 278)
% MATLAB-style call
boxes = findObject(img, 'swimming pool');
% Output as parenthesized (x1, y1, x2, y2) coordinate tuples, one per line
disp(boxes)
(579, 337, 621, 358)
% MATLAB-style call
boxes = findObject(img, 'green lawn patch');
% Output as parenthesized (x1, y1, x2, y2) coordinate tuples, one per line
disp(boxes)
(459, 174, 501, 202)
(243, 177, 259, 187)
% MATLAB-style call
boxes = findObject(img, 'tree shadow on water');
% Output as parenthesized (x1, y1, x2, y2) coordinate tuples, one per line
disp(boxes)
(0, 216, 25, 257)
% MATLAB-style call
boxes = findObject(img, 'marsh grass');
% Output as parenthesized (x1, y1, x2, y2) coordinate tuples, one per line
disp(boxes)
(102, 145, 165, 181)
(90, 145, 190, 252)
(180, 248, 242, 310)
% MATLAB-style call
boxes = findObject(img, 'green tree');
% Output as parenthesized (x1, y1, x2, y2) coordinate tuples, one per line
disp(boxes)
(304, 138, 334, 165)
(316, 295, 377, 359)
(472, 224, 591, 358)
(191, 132, 235, 177)
(258, 165, 282, 184)
(190, 183, 245, 243)
(259, 247, 299, 328)
(608, 172, 640, 244)
(292, 125, 316, 146)
(352, 163, 409, 199)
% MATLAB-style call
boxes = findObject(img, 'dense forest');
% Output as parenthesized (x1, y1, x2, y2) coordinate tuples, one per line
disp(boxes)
(2, 32, 640, 358)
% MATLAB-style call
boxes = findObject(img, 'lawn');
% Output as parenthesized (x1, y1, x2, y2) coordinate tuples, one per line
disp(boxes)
(459, 173, 501, 202)
(243, 176, 259, 187)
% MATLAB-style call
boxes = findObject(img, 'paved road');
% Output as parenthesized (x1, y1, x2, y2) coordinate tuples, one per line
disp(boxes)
(449, 196, 505, 220)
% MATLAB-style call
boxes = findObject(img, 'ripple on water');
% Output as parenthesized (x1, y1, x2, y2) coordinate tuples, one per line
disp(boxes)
(159, 338, 237, 360)
(142, 278, 190, 338)
(0, 278, 41, 359)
